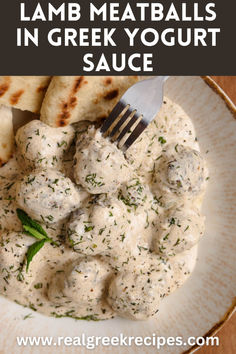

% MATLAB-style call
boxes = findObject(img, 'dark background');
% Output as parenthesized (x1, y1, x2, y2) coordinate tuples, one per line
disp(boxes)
(0, 0, 235, 75)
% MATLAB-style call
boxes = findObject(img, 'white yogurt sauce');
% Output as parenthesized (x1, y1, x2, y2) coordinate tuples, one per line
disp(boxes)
(0, 97, 207, 321)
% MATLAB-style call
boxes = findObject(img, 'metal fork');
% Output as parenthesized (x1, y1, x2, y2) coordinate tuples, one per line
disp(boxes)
(101, 76, 169, 151)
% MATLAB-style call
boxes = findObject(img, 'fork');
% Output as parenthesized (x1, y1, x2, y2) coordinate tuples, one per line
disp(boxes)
(101, 76, 169, 151)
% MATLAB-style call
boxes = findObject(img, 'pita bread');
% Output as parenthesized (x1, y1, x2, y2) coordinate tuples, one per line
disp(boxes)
(40, 76, 138, 127)
(0, 105, 14, 166)
(0, 76, 51, 113)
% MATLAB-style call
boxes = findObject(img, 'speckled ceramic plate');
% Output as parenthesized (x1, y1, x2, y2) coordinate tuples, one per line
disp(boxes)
(0, 76, 235, 354)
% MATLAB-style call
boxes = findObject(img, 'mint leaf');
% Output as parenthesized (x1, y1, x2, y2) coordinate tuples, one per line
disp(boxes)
(23, 225, 48, 241)
(26, 240, 46, 272)
(16, 209, 47, 237)
(17, 209, 59, 271)
(24, 227, 57, 246)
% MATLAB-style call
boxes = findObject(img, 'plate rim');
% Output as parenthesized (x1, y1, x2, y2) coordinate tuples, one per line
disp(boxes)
(184, 75, 236, 354)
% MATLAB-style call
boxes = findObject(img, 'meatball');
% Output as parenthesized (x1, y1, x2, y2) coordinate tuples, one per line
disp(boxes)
(107, 270, 169, 320)
(168, 245, 198, 292)
(16, 169, 81, 223)
(48, 257, 111, 307)
(16, 120, 74, 170)
(118, 178, 150, 210)
(125, 97, 199, 181)
(153, 144, 206, 197)
(153, 207, 205, 256)
(0, 232, 36, 296)
(0, 180, 22, 232)
(67, 194, 133, 255)
(74, 126, 131, 194)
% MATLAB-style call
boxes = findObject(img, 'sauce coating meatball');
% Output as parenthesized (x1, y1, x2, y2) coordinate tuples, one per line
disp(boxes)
(48, 257, 111, 307)
(16, 169, 81, 223)
(118, 177, 151, 209)
(107, 270, 169, 320)
(16, 120, 74, 170)
(67, 194, 134, 256)
(153, 206, 205, 256)
(74, 126, 132, 194)
(153, 144, 206, 198)
(0, 232, 36, 297)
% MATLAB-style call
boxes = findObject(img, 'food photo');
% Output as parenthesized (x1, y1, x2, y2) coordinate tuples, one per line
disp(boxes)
(0, 75, 235, 353)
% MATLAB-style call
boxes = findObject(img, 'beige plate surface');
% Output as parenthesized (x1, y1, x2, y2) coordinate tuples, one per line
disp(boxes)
(0, 76, 235, 353)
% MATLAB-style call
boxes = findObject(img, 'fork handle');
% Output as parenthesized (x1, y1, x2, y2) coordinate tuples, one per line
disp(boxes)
(143, 76, 169, 91)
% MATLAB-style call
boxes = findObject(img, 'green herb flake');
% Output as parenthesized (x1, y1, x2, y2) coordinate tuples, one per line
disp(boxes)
(158, 136, 166, 144)
(34, 283, 43, 289)
(173, 238, 180, 246)
(23, 313, 33, 320)
(84, 225, 94, 232)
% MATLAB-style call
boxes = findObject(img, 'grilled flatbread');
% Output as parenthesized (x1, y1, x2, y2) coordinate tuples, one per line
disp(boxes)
(40, 76, 138, 127)
(0, 76, 51, 113)
(0, 105, 14, 166)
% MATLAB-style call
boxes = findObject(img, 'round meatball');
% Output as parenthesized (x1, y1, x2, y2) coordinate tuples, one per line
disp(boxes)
(74, 126, 131, 194)
(48, 257, 110, 306)
(118, 178, 150, 210)
(16, 169, 81, 223)
(16, 120, 74, 170)
(107, 270, 169, 320)
(67, 194, 133, 255)
(153, 207, 205, 256)
(0, 232, 36, 296)
(153, 144, 206, 197)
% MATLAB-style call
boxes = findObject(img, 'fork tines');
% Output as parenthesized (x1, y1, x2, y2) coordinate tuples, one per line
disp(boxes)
(101, 100, 143, 151)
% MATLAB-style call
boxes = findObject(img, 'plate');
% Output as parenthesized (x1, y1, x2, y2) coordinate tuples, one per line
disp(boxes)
(0, 76, 235, 353)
